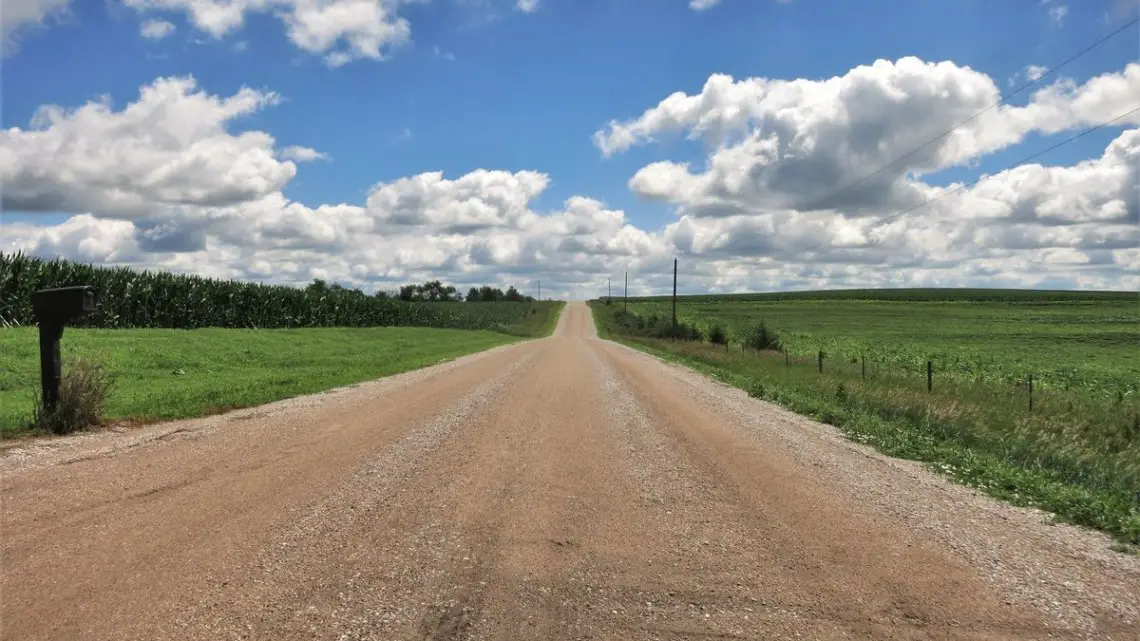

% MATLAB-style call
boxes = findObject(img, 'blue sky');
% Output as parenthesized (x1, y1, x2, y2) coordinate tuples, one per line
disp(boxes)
(1, 0, 1138, 296)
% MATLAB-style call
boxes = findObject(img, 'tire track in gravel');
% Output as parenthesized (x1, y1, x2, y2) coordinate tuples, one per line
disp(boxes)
(0, 339, 545, 641)
(3, 302, 1137, 641)
(589, 331, 1138, 640)
(161, 342, 550, 640)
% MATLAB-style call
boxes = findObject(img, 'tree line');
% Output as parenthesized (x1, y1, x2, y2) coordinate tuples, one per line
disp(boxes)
(356, 280, 535, 303)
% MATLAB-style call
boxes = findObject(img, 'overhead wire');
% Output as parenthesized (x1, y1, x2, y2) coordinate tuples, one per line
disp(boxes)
(795, 15, 1140, 214)
(795, 105, 1140, 258)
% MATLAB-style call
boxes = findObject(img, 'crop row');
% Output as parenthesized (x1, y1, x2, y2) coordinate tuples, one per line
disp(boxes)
(0, 253, 556, 333)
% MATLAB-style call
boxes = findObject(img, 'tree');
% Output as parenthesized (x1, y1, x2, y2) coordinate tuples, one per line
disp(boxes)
(477, 286, 504, 302)
(467, 287, 480, 302)
(504, 285, 524, 302)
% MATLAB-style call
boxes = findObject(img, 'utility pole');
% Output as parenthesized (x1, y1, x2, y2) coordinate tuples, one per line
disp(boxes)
(624, 270, 628, 311)
(672, 258, 677, 340)
(537, 280, 541, 301)
(608, 276, 611, 303)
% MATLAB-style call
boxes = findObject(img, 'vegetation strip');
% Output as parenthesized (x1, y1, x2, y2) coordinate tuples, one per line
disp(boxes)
(1, 253, 557, 332)
(0, 325, 547, 438)
(590, 300, 1139, 547)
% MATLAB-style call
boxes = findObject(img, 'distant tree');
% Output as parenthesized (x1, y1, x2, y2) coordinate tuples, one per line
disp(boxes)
(478, 286, 504, 302)
(307, 279, 328, 293)
(504, 285, 524, 302)
(467, 287, 480, 302)
(397, 280, 462, 302)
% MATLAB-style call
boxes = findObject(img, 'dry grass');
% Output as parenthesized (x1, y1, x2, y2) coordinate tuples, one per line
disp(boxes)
(32, 359, 112, 435)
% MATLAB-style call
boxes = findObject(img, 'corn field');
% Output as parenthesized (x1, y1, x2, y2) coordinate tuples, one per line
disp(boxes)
(0, 253, 555, 333)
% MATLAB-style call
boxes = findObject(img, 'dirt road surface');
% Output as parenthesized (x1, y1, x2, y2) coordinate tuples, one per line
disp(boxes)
(2, 303, 1137, 640)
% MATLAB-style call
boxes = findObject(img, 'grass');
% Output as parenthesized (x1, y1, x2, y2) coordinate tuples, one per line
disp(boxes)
(610, 290, 1139, 398)
(0, 326, 524, 439)
(591, 293, 1140, 546)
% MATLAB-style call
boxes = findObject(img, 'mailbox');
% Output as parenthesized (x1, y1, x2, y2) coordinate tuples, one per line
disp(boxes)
(32, 286, 97, 321)
(32, 286, 98, 416)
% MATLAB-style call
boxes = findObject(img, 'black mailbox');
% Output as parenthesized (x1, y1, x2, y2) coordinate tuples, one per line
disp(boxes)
(32, 286, 97, 321)
(32, 286, 98, 416)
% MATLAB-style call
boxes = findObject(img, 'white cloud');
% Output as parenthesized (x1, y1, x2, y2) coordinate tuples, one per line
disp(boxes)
(516, 0, 539, 12)
(1024, 64, 1048, 82)
(597, 59, 1140, 220)
(122, 0, 415, 65)
(282, 145, 329, 162)
(365, 170, 549, 232)
(1048, 3, 1070, 25)
(140, 18, 176, 39)
(1011, 64, 1049, 86)
(1, 0, 70, 55)
(4, 65, 1138, 297)
(0, 76, 293, 217)
(689, 0, 721, 9)
(2, 215, 140, 264)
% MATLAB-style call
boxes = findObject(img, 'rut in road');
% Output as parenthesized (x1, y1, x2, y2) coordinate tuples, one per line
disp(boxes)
(1, 302, 1137, 641)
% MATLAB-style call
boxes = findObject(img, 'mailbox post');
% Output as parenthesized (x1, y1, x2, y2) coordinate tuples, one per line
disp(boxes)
(31, 287, 97, 415)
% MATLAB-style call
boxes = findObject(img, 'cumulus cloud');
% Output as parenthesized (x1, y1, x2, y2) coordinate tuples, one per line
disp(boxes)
(365, 170, 549, 232)
(2, 172, 662, 297)
(282, 145, 329, 162)
(516, 0, 539, 12)
(140, 18, 176, 39)
(597, 59, 1140, 219)
(1, 0, 70, 55)
(581, 57, 1140, 292)
(4, 63, 1139, 297)
(0, 76, 295, 218)
(123, 0, 414, 65)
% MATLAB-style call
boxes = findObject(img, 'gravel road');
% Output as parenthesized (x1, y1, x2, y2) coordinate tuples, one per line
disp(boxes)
(2, 302, 1137, 640)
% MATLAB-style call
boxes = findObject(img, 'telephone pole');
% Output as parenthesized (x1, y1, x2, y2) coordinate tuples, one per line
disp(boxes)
(671, 258, 677, 340)
(537, 280, 541, 301)
(608, 276, 611, 303)
(624, 270, 628, 311)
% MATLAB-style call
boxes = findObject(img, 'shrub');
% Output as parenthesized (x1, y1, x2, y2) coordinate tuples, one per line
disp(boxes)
(32, 359, 112, 435)
(708, 324, 727, 345)
(744, 322, 782, 351)
(687, 324, 705, 342)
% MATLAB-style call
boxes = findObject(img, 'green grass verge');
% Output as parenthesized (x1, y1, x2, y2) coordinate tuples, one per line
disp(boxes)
(590, 302, 1140, 547)
(0, 326, 523, 438)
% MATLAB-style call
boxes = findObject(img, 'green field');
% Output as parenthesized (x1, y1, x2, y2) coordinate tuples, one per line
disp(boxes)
(613, 290, 1139, 396)
(0, 252, 566, 438)
(0, 325, 527, 438)
(592, 290, 1140, 546)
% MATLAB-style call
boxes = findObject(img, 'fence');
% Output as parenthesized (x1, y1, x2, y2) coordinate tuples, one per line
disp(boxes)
(601, 314, 1137, 425)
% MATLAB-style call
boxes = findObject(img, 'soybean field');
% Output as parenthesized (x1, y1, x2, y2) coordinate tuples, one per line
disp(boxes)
(611, 289, 1139, 399)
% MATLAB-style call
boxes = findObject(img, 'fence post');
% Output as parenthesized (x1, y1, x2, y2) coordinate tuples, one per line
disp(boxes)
(784, 346, 789, 366)
(927, 360, 933, 392)
(861, 355, 866, 381)
(818, 350, 824, 373)
(1028, 374, 1034, 412)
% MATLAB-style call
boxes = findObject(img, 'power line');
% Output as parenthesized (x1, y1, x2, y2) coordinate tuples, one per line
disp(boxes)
(797, 16, 1140, 214)
(797, 105, 1140, 257)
